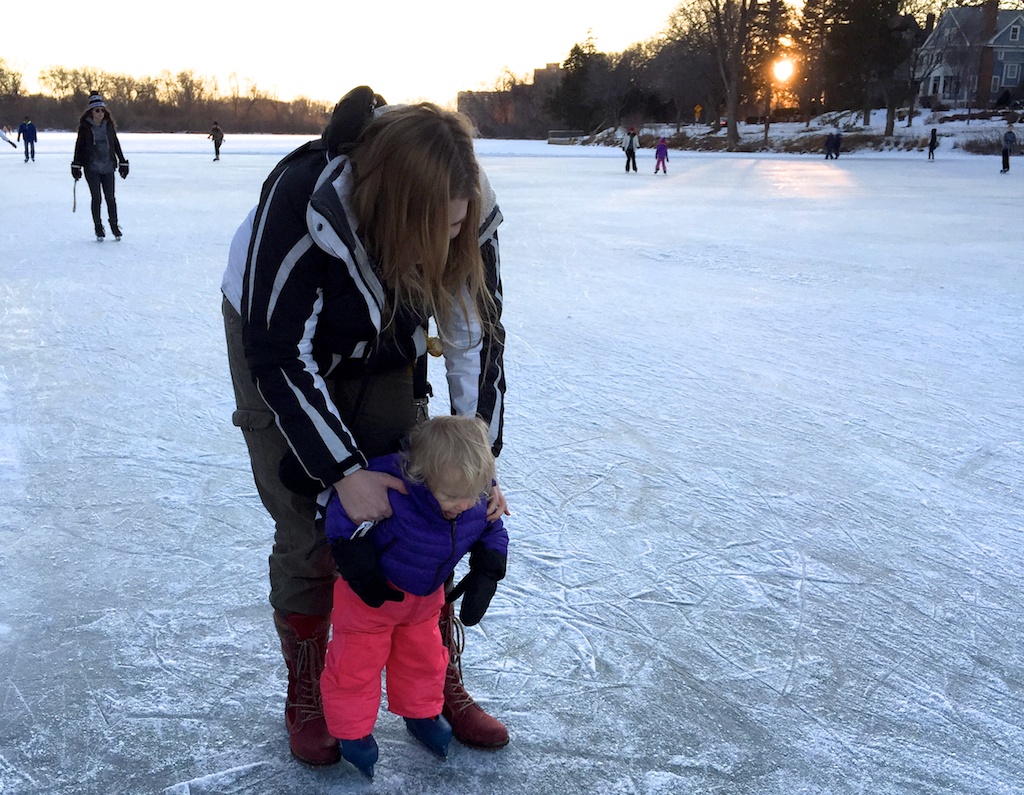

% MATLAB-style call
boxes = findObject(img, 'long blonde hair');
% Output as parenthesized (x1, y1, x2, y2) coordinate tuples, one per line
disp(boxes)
(351, 103, 490, 331)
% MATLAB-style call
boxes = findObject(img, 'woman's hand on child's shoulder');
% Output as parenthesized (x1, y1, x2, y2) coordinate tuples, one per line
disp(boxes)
(334, 469, 408, 524)
(487, 482, 510, 522)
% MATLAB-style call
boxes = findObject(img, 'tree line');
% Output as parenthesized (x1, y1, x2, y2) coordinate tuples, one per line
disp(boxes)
(5, 1, 1024, 144)
(466, 0, 1024, 146)
(0, 62, 331, 134)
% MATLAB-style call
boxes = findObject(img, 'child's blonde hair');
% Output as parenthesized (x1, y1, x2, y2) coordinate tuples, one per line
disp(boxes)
(405, 415, 495, 499)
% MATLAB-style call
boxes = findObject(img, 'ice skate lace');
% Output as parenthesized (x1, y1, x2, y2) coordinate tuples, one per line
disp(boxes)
(441, 611, 477, 712)
(290, 636, 326, 725)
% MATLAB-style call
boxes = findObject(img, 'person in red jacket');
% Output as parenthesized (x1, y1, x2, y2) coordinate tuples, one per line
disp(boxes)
(319, 415, 508, 779)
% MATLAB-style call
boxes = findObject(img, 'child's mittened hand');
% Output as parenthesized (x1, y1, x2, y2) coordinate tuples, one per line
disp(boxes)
(454, 546, 507, 626)
(348, 575, 405, 608)
(330, 536, 405, 607)
(457, 571, 498, 626)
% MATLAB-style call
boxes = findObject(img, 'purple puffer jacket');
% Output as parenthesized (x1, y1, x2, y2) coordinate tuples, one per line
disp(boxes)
(323, 452, 508, 596)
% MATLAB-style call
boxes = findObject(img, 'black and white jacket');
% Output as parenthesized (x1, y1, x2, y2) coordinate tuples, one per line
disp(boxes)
(235, 144, 506, 488)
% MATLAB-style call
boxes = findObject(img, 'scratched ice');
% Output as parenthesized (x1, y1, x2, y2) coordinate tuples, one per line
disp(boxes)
(0, 132, 1021, 795)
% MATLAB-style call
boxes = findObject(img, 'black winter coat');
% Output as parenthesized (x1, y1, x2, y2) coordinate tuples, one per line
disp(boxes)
(240, 144, 506, 487)
(72, 111, 126, 174)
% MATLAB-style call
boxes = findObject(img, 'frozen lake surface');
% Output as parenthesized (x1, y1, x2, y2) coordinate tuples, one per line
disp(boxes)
(1, 133, 1021, 794)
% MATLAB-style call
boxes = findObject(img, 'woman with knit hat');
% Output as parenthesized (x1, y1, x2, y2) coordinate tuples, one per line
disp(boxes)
(71, 92, 130, 240)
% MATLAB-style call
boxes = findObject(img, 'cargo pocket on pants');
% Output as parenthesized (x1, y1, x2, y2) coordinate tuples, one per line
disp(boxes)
(231, 409, 276, 432)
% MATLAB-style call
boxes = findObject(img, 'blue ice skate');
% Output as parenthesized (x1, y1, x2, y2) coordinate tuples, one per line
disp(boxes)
(404, 715, 452, 759)
(340, 734, 378, 779)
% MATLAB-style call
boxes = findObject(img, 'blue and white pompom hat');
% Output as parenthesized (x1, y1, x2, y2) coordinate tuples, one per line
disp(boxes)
(87, 92, 106, 111)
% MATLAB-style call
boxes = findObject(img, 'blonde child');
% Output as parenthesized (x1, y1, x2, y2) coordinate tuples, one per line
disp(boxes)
(318, 415, 508, 779)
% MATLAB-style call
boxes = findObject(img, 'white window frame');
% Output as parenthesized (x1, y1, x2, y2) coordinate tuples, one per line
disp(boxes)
(1006, 63, 1020, 81)
(1011, 25, 1021, 42)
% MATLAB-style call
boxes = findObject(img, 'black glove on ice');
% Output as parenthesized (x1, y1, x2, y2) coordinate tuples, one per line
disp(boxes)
(71, 164, 82, 181)
(450, 546, 506, 626)
(118, 161, 129, 179)
(330, 535, 404, 608)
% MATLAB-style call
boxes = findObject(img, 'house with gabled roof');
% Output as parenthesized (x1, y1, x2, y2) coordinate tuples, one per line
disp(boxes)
(916, 1, 1024, 106)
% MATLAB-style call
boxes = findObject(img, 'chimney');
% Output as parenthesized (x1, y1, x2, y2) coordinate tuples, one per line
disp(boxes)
(925, 12, 935, 35)
(976, 0, 999, 107)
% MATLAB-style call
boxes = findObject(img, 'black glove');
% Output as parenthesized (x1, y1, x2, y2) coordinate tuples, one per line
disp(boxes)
(449, 546, 506, 626)
(330, 535, 404, 608)
(8, 141, 15, 148)
(71, 164, 82, 181)
(118, 161, 129, 179)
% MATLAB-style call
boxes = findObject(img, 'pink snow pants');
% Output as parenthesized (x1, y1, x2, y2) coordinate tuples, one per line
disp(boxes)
(320, 577, 448, 740)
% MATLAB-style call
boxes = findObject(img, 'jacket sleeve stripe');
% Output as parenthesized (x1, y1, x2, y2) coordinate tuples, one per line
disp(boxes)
(246, 168, 288, 319)
(281, 367, 360, 476)
(266, 236, 314, 326)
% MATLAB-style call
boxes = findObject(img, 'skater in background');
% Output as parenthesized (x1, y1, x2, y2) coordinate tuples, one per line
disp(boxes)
(623, 126, 639, 172)
(220, 88, 510, 767)
(319, 415, 508, 779)
(824, 131, 836, 159)
(0, 126, 16, 149)
(834, 130, 843, 158)
(928, 128, 938, 160)
(654, 137, 669, 174)
(71, 93, 130, 240)
(1000, 122, 1017, 173)
(17, 116, 37, 162)
(209, 121, 224, 160)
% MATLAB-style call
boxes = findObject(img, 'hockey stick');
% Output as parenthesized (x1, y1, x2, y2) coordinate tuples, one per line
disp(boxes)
(73, 180, 77, 213)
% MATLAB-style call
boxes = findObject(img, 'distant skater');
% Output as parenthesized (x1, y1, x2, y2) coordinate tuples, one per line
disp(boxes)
(71, 92, 130, 240)
(1000, 123, 1016, 173)
(654, 137, 669, 174)
(824, 132, 836, 160)
(17, 116, 37, 162)
(209, 121, 224, 161)
(928, 128, 938, 161)
(622, 126, 639, 173)
(834, 130, 843, 158)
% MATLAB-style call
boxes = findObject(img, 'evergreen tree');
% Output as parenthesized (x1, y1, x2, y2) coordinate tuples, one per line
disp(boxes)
(825, 0, 918, 125)
(548, 40, 607, 132)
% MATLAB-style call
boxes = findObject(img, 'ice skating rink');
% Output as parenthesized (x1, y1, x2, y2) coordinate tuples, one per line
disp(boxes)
(1, 134, 1021, 794)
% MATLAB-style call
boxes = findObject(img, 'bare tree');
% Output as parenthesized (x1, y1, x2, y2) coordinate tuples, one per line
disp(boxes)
(160, 70, 209, 129)
(698, 0, 761, 148)
(794, 0, 835, 123)
(38, 67, 76, 100)
(0, 59, 23, 98)
(655, 6, 722, 131)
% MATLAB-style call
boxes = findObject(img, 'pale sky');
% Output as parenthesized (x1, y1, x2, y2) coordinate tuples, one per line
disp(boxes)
(1, 1, 682, 108)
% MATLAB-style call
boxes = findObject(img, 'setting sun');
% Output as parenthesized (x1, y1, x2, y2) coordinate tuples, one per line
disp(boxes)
(772, 58, 795, 84)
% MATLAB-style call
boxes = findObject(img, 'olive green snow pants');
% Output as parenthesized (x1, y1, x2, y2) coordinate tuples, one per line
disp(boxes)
(222, 296, 417, 616)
